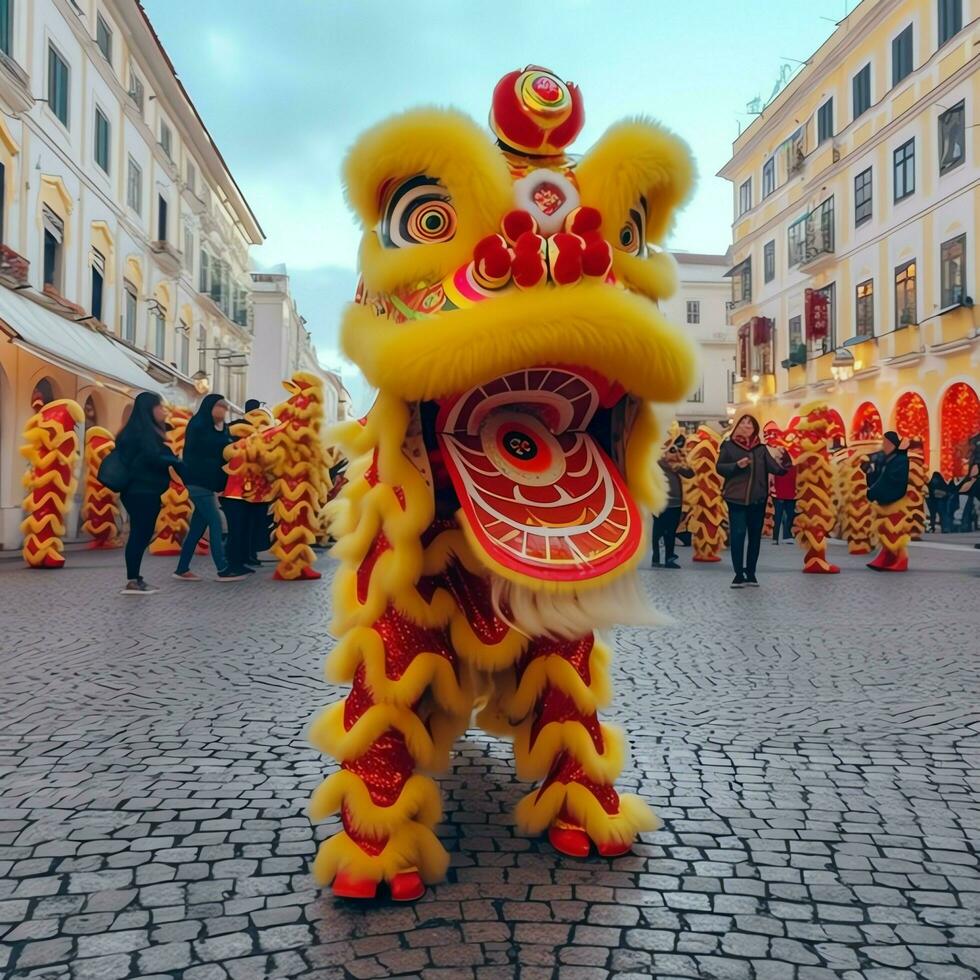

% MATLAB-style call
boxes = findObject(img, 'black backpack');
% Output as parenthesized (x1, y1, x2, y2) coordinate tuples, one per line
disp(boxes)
(97, 449, 131, 493)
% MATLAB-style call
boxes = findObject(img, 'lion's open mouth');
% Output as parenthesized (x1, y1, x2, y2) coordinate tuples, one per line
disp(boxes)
(433, 365, 644, 585)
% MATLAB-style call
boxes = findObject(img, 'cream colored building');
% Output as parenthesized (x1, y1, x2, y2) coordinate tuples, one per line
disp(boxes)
(661, 251, 736, 430)
(0, 0, 263, 549)
(719, 0, 980, 477)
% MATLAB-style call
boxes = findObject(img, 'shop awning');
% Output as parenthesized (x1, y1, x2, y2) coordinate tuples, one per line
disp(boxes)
(0, 285, 164, 394)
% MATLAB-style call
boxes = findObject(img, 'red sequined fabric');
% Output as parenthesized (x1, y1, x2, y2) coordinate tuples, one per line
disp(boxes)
(517, 635, 594, 686)
(373, 606, 457, 681)
(343, 730, 415, 806)
(442, 559, 511, 645)
(529, 688, 604, 753)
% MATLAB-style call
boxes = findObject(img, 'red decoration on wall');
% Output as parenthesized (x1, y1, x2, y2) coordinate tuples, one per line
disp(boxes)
(752, 316, 773, 345)
(940, 382, 980, 478)
(805, 288, 828, 340)
(894, 392, 929, 469)
(737, 323, 750, 378)
(851, 401, 883, 442)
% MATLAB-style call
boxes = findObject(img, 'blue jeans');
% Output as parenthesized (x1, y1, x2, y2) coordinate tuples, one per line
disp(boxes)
(773, 498, 796, 540)
(176, 486, 226, 573)
(727, 500, 767, 577)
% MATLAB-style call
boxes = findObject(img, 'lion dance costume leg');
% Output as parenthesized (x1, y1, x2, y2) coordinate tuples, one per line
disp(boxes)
(81, 426, 120, 549)
(793, 403, 840, 575)
(310, 67, 698, 900)
(21, 400, 84, 569)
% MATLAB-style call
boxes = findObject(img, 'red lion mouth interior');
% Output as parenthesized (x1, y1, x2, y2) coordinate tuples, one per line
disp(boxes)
(435, 366, 643, 584)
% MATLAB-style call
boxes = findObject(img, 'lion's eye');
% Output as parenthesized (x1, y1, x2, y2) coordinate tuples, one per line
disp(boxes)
(615, 200, 647, 257)
(379, 175, 457, 248)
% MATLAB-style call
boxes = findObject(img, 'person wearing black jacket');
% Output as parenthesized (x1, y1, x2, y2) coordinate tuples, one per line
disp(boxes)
(116, 392, 183, 595)
(716, 414, 790, 588)
(173, 394, 245, 581)
(863, 430, 911, 571)
(652, 437, 694, 568)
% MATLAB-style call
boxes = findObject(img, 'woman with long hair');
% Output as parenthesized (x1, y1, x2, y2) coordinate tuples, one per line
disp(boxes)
(115, 391, 183, 595)
(716, 414, 790, 588)
(173, 394, 246, 581)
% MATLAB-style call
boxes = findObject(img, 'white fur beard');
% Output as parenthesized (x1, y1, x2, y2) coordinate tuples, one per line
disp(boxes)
(490, 571, 667, 641)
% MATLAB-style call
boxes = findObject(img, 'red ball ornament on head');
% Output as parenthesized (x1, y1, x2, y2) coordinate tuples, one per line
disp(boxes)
(490, 66, 585, 156)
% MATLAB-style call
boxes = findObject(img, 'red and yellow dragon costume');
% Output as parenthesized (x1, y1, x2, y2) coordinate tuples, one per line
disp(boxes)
(310, 67, 697, 901)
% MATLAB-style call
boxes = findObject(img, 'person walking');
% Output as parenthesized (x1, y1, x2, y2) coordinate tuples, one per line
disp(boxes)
(652, 436, 694, 568)
(115, 392, 184, 595)
(770, 454, 797, 544)
(173, 394, 245, 581)
(926, 471, 950, 533)
(863, 431, 911, 570)
(717, 414, 790, 588)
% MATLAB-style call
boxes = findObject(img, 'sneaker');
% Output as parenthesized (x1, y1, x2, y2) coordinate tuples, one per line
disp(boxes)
(172, 570, 201, 581)
(121, 579, 157, 595)
(731, 574, 746, 589)
(239, 565, 256, 575)
(244, 557, 262, 567)
(745, 574, 760, 587)
(651, 559, 662, 567)
(771, 538, 779, 545)
(664, 557, 681, 569)
(217, 568, 247, 581)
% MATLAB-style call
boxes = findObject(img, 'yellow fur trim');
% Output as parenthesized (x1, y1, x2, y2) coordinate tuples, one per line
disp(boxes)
(341, 283, 698, 406)
(311, 824, 449, 886)
(308, 770, 442, 834)
(612, 249, 678, 303)
(515, 785, 659, 844)
(513, 719, 625, 783)
(449, 608, 527, 671)
(575, 118, 696, 246)
(308, 702, 435, 768)
(327, 628, 473, 715)
(626, 400, 665, 514)
(423, 705, 472, 774)
(508, 639, 612, 720)
(343, 108, 514, 294)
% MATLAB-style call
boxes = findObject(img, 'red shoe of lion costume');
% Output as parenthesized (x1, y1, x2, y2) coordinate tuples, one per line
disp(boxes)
(309, 66, 698, 900)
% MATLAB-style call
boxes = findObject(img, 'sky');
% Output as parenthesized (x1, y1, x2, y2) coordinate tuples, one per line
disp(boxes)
(143, 0, 849, 413)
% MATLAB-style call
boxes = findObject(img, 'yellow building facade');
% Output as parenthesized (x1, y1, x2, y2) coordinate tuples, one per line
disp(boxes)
(720, 0, 980, 478)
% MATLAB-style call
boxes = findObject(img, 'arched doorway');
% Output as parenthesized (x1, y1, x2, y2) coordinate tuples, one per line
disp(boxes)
(83, 395, 98, 427)
(851, 401, 883, 442)
(940, 382, 980, 477)
(893, 391, 929, 462)
(826, 408, 846, 448)
(30, 377, 55, 412)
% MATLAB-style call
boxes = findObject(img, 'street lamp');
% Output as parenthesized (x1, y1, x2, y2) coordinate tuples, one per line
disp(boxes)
(830, 347, 855, 382)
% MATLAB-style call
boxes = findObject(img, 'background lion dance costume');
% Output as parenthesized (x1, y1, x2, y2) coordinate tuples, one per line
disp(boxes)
(81, 426, 120, 549)
(20, 399, 84, 568)
(309, 66, 697, 901)
(793, 403, 841, 575)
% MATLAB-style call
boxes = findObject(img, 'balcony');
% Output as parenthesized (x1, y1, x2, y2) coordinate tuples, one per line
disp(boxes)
(40, 283, 87, 318)
(0, 50, 32, 114)
(799, 199, 835, 273)
(150, 240, 182, 276)
(924, 304, 977, 352)
(786, 362, 807, 390)
(0, 245, 30, 288)
(878, 323, 923, 363)
(844, 336, 879, 374)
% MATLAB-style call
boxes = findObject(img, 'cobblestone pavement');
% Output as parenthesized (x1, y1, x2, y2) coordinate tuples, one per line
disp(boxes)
(1, 542, 978, 980)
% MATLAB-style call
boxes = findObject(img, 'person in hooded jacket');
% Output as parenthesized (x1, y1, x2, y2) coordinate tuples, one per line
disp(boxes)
(863, 430, 911, 570)
(717, 414, 790, 588)
(652, 436, 694, 568)
(115, 391, 184, 595)
(173, 394, 245, 581)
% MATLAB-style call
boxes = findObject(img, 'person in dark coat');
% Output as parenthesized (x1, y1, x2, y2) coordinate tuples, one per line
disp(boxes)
(115, 392, 184, 595)
(926, 471, 951, 533)
(173, 394, 246, 581)
(863, 430, 911, 570)
(652, 436, 694, 568)
(716, 414, 790, 588)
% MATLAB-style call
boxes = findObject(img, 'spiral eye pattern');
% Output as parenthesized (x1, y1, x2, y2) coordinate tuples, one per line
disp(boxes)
(615, 199, 647, 257)
(379, 175, 457, 248)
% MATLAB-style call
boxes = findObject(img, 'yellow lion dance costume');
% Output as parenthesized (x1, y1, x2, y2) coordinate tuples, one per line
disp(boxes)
(310, 66, 697, 901)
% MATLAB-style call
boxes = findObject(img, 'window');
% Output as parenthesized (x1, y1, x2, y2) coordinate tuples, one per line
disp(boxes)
(127, 156, 142, 213)
(856, 279, 874, 338)
(893, 139, 915, 201)
(686, 300, 700, 324)
(789, 315, 803, 352)
(895, 260, 917, 327)
(48, 44, 70, 127)
(939, 100, 965, 174)
(938, 0, 962, 46)
(738, 179, 752, 216)
(892, 25, 913, 86)
(42, 207, 63, 290)
(788, 216, 806, 267)
(160, 120, 172, 159)
(726, 369, 735, 403)
(764, 240, 775, 283)
(812, 282, 836, 354)
(941, 235, 966, 308)
(183, 227, 194, 273)
(0, 0, 12, 57)
(817, 98, 833, 144)
(854, 167, 872, 226)
(94, 107, 110, 173)
(186, 161, 196, 195)
(123, 282, 137, 342)
(806, 196, 835, 261)
(762, 157, 775, 198)
(152, 310, 165, 358)
(157, 194, 167, 242)
(91, 248, 105, 321)
(197, 324, 207, 371)
(178, 321, 189, 374)
(199, 249, 210, 292)
(96, 13, 112, 63)
(731, 259, 751, 304)
(128, 68, 144, 113)
(687, 377, 704, 403)
(853, 64, 871, 120)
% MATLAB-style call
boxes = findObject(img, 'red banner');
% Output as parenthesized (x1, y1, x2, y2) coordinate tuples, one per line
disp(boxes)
(805, 288, 828, 340)
(752, 316, 773, 345)
(737, 323, 750, 378)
